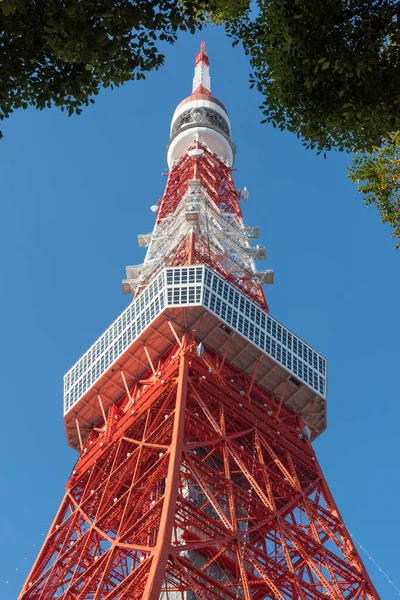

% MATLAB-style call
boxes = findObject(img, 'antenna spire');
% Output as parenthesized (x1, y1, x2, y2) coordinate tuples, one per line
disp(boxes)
(192, 41, 211, 95)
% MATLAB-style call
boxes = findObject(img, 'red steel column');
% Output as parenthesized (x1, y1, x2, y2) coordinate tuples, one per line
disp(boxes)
(142, 336, 189, 600)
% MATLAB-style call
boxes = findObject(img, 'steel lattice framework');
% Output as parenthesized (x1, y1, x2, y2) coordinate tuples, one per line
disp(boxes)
(20, 343, 378, 599)
(128, 143, 268, 308)
(19, 43, 379, 599)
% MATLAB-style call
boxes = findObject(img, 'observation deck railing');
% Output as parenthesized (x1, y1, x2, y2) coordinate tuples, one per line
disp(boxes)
(64, 265, 327, 416)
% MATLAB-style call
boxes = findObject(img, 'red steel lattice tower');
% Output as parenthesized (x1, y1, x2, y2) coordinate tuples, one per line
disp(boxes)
(20, 43, 379, 600)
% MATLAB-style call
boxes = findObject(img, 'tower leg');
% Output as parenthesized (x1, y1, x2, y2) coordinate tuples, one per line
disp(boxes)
(19, 344, 379, 599)
(143, 337, 189, 600)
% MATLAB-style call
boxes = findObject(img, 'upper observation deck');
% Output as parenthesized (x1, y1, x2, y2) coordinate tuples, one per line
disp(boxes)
(64, 265, 327, 450)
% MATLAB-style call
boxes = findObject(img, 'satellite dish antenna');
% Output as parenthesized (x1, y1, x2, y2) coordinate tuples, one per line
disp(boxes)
(150, 205, 159, 214)
(188, 148, 204, 158)
(241, 187, 249, 201)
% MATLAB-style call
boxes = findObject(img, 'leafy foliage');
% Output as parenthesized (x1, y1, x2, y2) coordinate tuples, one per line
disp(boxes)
(2, 0, 400, 162)
(185, 0, 250, 25)
(0, 0, 255, 138)
(348, 133, 400, 248)
(226, 0, 400, 153)
(0, 0, 205, 138)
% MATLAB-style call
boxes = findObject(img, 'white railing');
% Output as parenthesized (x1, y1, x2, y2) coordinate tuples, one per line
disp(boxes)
(64, 266, 327, 414)
(63, 267, 204, 414)
(202, 268, 326, 398)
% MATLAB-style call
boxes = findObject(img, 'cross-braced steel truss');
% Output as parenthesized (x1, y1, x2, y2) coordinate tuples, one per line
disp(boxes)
(20, 341, 378, 600)
(124, 144, 270, 309)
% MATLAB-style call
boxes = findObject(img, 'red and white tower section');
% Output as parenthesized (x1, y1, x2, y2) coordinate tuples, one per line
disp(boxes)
(20, 44, 379, 600)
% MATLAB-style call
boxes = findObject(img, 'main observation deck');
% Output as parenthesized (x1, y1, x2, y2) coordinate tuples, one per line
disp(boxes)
(64, 265, 327, 450)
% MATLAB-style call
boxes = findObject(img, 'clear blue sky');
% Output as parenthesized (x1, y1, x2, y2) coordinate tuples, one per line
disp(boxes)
(0, 26, 399, 599)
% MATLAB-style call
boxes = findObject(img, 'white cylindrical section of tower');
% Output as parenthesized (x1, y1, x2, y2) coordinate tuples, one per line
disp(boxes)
(168, 127, 234, 168)
(167, 97, 234, 168)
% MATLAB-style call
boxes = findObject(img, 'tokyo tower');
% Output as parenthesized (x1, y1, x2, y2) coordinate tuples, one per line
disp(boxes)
(19, 43, 379, 599)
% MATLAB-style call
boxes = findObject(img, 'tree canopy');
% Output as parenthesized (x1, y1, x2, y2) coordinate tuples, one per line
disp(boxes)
(2, 0, 400, 154)
(227, 0, 400, 153)
(0, 0, 255, 139)
(0, 0, 206, 138)
(348, 133, 400, 248)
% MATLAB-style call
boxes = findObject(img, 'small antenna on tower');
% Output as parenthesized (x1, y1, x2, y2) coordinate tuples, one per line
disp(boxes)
(240, 187, 249, 201)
